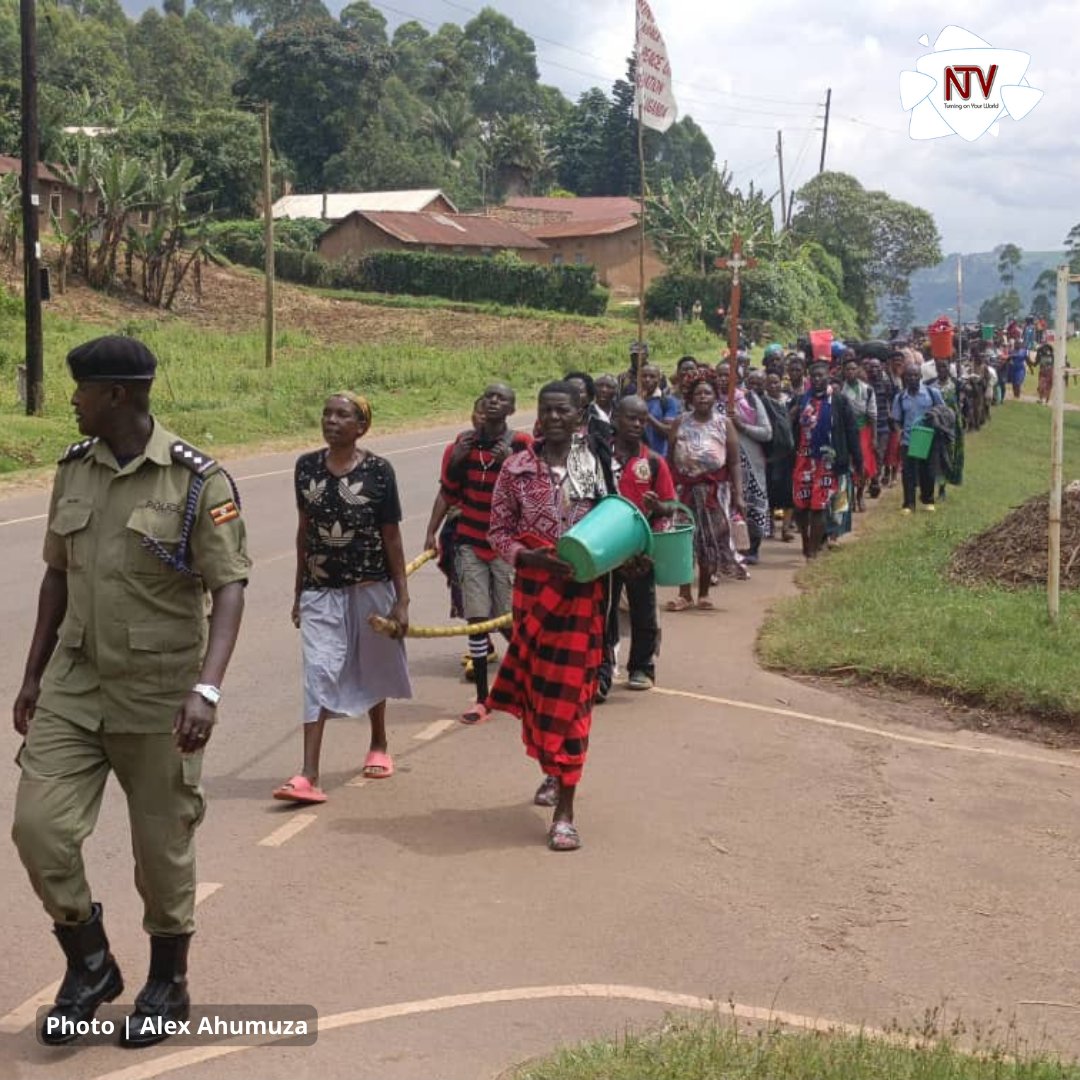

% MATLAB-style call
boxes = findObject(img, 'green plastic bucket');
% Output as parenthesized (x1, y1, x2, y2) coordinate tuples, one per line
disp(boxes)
(907, 423, 934, 460)
(556, 495, 654, 583)
(651, 503, 696, 586)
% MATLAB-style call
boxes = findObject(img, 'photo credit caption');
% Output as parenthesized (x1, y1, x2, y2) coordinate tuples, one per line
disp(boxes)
(36, 1005, 318, 1046)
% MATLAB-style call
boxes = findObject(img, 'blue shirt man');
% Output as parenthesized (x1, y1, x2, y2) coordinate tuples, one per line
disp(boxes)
(637, 363, 681, 456)
(891, 370, 943, 445)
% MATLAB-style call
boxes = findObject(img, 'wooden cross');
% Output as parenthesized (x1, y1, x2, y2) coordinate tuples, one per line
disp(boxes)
(714, 234, 757, 412)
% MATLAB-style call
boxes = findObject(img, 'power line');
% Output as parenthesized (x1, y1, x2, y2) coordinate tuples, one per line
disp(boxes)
(372, 0, 822, 130)
(431, 0, 820, 107)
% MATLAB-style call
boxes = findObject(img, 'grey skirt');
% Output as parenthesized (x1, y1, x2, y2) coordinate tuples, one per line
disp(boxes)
(299, 581, 412, 723)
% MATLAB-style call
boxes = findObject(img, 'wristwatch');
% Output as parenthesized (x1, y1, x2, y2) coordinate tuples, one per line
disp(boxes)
(192, 683, 222, 707)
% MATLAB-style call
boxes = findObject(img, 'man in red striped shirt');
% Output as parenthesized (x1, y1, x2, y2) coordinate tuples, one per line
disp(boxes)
(442, 383, 531, 722)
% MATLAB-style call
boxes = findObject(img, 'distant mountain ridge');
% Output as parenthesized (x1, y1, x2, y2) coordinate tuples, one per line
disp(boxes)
(906, 249, 1063, 325)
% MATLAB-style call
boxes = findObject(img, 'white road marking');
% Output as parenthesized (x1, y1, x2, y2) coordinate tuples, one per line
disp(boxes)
(0, 512, 47, 529)
(84, 983, 913, 1080)
(652, 687, 1080, 771)
(0, 882, 224, 1035)
(413, 718, 457, 742)
(257, 813, 317, 848)
(0, 981, 59, 1035)
(194, 882, 223, 905)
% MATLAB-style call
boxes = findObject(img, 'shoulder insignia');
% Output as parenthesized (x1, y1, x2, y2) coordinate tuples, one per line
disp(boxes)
(169, 440, 217, 476)
(58, 438, 97, 464)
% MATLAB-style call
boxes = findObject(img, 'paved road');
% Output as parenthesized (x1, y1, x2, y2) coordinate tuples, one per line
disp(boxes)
(3, 417, 1080, 1080)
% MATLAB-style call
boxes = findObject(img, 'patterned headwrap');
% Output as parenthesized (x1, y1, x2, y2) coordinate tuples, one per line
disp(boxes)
(332, 390, 372, 427)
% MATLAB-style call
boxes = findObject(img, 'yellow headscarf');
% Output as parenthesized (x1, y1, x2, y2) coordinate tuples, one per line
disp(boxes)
(331, 390, 372, 428)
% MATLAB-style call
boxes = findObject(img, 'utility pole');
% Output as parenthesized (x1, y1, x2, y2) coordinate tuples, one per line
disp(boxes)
(20, 0, 43, 416)
(776, 130, 786, 231)
(261, 102, 275, 370)
(819, 87, 832, 174)
(1048, 265, 1080, 622)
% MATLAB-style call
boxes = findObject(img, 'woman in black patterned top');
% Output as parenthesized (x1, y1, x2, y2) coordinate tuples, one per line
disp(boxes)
(273, 392, 412, 804)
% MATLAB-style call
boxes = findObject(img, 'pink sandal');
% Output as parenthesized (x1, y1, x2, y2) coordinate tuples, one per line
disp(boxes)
(362, 750, 395, 779)
(272, 775, 327, 804)
(461, 702, 492, 725)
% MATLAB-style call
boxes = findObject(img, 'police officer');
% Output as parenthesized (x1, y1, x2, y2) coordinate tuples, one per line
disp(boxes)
(11, 336, 250, 1049)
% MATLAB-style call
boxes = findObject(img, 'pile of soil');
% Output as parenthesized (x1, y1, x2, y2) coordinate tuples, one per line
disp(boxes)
(950, 485, 1080, 589)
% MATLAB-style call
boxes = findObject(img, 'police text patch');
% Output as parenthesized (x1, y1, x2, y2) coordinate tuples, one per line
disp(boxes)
(209, 500, 239, 526)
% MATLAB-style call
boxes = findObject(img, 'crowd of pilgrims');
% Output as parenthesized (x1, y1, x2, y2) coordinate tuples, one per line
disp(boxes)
(276, 332, 1018, 851)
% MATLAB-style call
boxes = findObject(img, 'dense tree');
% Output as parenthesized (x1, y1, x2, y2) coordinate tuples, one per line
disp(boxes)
(791, 171, 941, 330)
(339, 1, 386, 46)
(1031, 268, 1057, 321)
(652, 117, 715, 186)
(462, 8, 540, 120)
(232, 0, 329, 35)
(996, 242, 1022, 288)
(551, 89, 610, 196)
(978, 289, 1022, 325)
(236, 17, 389, 191)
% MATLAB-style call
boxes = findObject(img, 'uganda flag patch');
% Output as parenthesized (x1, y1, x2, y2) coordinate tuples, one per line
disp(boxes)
(209, 500, 239, 527)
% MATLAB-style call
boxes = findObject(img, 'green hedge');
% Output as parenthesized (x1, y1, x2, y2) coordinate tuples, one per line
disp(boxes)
(644, 273, 772, 342)
(331, 250, 607, 315)
(206, 221, 608, 315)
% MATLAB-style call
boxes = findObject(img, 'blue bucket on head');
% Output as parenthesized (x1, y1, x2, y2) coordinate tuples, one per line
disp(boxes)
(556, 495, 654, 583)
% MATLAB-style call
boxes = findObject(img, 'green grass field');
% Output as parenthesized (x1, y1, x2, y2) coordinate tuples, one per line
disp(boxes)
(0, 300, 715, 475)
(758, 403, 1080, 722)
(513, 1016, 1080, 1080)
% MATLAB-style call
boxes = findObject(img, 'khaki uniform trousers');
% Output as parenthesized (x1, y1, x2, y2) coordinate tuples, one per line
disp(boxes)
(12, 708, 205, 934)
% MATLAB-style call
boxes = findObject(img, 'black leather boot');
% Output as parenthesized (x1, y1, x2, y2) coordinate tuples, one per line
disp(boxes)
(41, 902, 124, 1045)
(119, 934, 191, 1049)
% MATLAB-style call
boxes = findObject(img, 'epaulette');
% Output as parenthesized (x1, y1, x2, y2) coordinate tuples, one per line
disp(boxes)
(58, 438, 97, 464)
(169, 440, 217, 476)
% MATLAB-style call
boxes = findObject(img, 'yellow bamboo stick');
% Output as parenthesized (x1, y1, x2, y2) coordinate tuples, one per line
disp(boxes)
(369, 547, 512, 638)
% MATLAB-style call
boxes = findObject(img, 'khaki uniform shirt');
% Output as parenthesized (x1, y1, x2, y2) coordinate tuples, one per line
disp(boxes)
(38, 420, 251, 733)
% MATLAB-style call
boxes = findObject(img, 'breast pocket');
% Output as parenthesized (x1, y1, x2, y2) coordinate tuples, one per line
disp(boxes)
(50, 498, 93, 571)
(125, 507, 184, 576)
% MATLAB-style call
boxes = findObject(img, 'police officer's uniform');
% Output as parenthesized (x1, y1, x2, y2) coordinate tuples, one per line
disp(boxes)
(11, 337, 250, 1047)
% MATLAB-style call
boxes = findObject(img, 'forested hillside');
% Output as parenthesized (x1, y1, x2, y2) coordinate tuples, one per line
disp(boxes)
(907, 249, 1064, 327)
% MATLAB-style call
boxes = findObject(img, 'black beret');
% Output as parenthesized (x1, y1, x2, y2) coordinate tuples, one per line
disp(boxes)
(67, 336, 157, 382)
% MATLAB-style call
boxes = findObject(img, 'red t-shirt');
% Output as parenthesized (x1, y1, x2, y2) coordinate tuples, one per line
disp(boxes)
(441, 430, 533, 559)
(615, 448, 676, 527)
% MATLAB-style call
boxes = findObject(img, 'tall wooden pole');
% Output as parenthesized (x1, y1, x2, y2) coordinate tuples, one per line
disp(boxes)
(261, 102, 275, 370)
(637, 98, 646, 346)
(20, 0, 43, 416)
(819, 87, 832, 174)
(1049, 264, 1069, 622)
(776, 130, 786, 230)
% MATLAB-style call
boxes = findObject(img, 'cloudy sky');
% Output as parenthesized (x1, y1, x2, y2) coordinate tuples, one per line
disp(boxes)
(128, 0, 1079, 256)
(356, 0, 1079, 257)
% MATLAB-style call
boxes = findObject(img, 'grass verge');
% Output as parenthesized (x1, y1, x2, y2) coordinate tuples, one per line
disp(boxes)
(511, 1016, 1080, 1080)
(0, 302, 715, 474)
(758, 404, 1080, 722)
